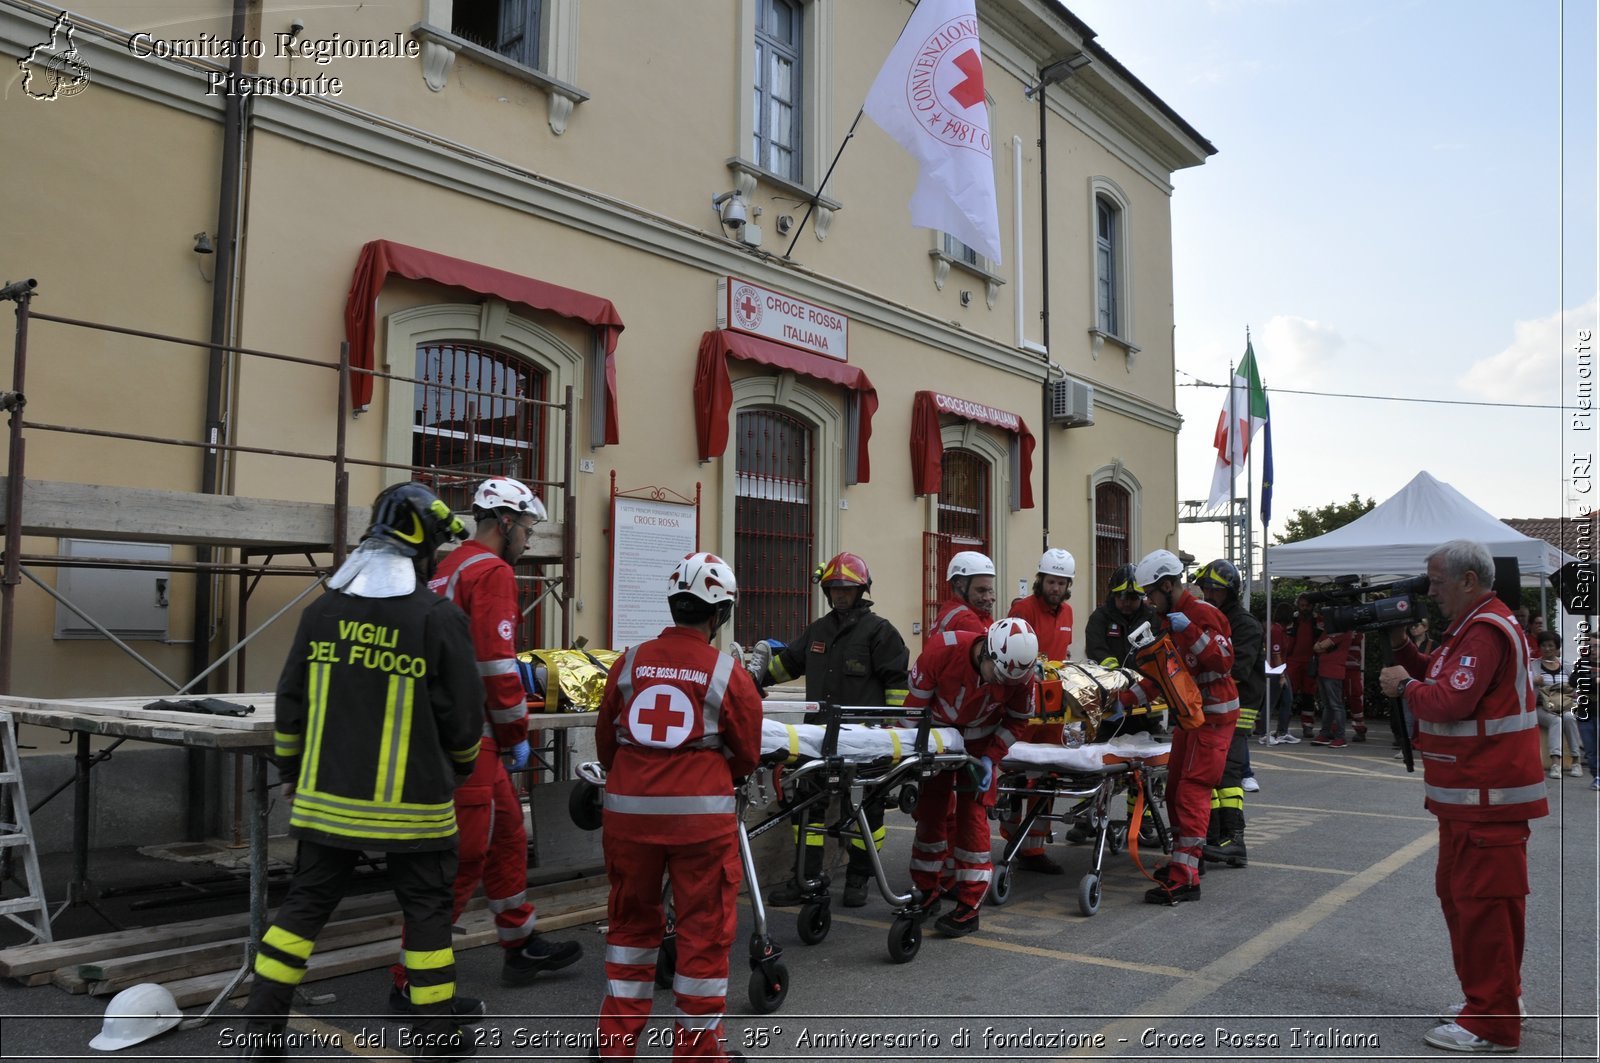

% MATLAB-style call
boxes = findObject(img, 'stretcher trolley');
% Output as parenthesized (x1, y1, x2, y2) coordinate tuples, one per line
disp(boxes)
(566, 705, 969, 1015)
(754, 703, 971, 967)
(988, 660, 1174, 915)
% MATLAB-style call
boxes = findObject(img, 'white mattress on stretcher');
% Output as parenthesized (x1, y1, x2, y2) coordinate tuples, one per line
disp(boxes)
(761, 719, 966, 762)
(1001, 732, 1172, 773)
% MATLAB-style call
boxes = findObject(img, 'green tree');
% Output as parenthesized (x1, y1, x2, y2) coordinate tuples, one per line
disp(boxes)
(1275, 494, 1377, 545)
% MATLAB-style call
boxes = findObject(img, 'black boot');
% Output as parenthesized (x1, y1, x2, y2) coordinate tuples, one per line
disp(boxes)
(1202, 808, 1248, 868)
(236, 1022, 287, 1060)
(767, 846, 825, 906)
(409, 1015, 476, 1061)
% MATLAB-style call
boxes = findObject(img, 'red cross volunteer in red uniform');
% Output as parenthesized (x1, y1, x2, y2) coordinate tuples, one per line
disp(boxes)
(595, 552, 762, 1061)
(931, 550, 996, 636)
(904, 618, 1038, 938)
(1115, 549, 1239, 905)
(1379, 540, 1546, 1055)
(1001, 549, 1075, 874)
(400, 478, 581, 1001)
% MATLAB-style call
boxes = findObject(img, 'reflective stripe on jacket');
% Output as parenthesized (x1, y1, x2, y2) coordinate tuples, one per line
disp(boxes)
(428, 542, 528, 753)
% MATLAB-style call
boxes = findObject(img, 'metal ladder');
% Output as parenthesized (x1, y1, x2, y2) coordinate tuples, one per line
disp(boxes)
(0, 710, 51, 944)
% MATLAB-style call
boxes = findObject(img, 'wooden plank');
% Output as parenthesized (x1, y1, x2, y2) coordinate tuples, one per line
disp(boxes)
(0, 478, 565, 558)
(50, 966, 89, 994)
(0, 693, 275, 732)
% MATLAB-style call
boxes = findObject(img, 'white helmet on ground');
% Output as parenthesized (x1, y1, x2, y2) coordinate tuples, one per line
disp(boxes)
(89, 982, 182, 1051)
(1037, 548, 1076, 579)
(986, 618, 1040, 682)
(1134, 548, 1184, 592)
(946, 550, 996, 581)
(668, 552, 739, 606)
(473, 477, 548, 522)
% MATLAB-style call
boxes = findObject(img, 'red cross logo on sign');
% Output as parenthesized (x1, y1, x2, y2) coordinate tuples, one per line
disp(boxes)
(732, 284, 763, 330)
(628, 684, 695, 748)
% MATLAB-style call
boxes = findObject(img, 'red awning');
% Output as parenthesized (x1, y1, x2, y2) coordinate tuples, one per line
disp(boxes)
(694, 330, 877, 482)
(910, 390, 1035, 509)
(342, 239, 625, 443)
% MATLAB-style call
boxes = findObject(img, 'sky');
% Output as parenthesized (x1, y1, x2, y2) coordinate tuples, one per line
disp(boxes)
(1063, 0, 1599, 581)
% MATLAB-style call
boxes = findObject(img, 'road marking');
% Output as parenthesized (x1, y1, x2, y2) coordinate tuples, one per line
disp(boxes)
(284, 1014, 405, 1059)
(1255, 802, 1434, 821)
(1059, 828, 1440, 1059)
(1251, 752, 1421, 781)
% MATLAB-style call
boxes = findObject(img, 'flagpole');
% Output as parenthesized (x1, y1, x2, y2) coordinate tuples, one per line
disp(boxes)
(1226, 358, 1236, 565)
(1261, 374, 1273, 738)
(783, 3, 922, 259)
(783, 108, 866, 259)
(1244, 328, 1255, 604)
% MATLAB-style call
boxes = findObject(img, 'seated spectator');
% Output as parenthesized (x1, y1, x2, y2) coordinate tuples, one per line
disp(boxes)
(1534, 631, 1583, 778)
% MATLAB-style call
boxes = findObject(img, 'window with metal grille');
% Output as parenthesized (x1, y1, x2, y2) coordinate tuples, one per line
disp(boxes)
(754, 0, 803, 180)
(923, 450, 990, 637)
(414, 341, 548, 648)
(733, 408, 814, 646)
(1094, 482, 1131, 608)
(454, 0, 543, 69)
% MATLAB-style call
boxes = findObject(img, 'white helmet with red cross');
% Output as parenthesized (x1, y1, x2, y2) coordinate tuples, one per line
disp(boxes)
(986, 618, 1040, 682)
(473, 477, 547, 522)
(668, 552, 739, 606)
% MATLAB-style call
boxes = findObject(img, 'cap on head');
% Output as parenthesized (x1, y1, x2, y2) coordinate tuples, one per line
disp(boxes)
(1036, 548, 1076, 580)
(986, 617, 1039, 681)
(365, 482, 465, 558)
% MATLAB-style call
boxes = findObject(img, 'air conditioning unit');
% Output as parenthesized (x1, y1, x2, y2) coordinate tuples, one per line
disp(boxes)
(1050, 378, 1095, 428)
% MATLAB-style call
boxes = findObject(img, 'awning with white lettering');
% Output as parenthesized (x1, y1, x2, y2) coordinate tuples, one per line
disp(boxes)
(343, 240, 625, 442)
(694, 329, 877, 483)
(910, 390, 1035, 509)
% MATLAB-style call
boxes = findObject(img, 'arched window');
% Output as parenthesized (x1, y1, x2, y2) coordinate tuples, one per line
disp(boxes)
(938, 449, 990, 555)
(413, 341, 547, 511)
(733, 407, 814, 645)
(1094, 481, 1132, 608)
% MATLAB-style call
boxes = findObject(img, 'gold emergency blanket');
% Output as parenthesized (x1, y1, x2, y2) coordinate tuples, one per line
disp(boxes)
(516, 649, 621, 712)
(1039, 660, 1145, 730)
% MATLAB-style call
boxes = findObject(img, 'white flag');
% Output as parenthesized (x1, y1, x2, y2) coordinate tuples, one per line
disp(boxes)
(863, 0, 1002, 263)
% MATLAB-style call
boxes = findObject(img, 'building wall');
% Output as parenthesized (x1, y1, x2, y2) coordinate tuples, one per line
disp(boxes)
(1, 0, 1208, 709)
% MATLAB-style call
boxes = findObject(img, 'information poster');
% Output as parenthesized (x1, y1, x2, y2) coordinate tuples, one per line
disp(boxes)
(610, 496, 697, 649)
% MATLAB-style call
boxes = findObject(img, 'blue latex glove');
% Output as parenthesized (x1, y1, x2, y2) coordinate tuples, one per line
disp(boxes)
(504, 740, 531, 772)
(976, 755, 994, 791)
(1166, 612, 1191, 633)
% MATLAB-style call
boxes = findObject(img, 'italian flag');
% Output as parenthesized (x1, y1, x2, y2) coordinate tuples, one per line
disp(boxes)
(1208, 341, 1269, 512)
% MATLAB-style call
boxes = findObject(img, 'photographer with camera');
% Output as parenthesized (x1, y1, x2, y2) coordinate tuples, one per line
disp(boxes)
(1377, 540, 1547, 1055)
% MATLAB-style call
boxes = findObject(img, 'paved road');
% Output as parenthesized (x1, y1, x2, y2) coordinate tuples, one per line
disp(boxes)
(3, 738, 1596, 1061)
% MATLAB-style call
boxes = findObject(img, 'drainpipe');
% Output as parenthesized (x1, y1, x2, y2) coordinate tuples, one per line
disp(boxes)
(188, 0, 249, 838)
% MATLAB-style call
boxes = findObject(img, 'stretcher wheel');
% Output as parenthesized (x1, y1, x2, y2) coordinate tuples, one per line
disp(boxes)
(887, 916, 922, 964)
(568, 779, 603, 831)
(898, 783, 919, 815)
(655, 937, 676, 988)
(1077, 873, 1102, 917)
(987, 862, 1014, 907)
(796, 900, 831, 945)
(747, 962, 789, 1014)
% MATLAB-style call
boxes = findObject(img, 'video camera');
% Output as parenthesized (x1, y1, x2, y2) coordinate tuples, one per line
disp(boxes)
(1305, 574, 1430, 634)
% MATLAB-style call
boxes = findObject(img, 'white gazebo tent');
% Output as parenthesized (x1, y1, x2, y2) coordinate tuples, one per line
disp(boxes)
(1265, 471, 1575, 582)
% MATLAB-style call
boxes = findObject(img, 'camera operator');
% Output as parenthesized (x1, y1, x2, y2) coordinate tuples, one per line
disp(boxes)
(1377, 540, 1547, 1055)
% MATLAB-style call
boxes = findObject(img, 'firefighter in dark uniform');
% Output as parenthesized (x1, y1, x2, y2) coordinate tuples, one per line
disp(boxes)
(1194, 559, 1263, 869)
(238, 483, 484, 1061)
(758, 552, 910, 908)
(1084, 563, 1156, 666)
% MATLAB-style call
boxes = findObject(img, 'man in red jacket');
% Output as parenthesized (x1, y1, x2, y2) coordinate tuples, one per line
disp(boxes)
(595, 552, 763, 1060)
(1001, 549, 1075, 874)
(389, 478, 580, 1010)
(1115, 550, 1239, 905)
(1380, 540, 1547, 1055)
(1311, 622, 1355, 748)
(904, 618, 1039, 937)
(931, 550, 996, 637)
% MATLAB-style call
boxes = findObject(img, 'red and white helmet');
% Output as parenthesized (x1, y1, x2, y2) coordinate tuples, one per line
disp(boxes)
(473, 477, 547, 522)
(986, 618, 1039, 682)
(946, 550, 995, 581)
(668, 552, 739, 606)
(1037, 548, 1076, 579)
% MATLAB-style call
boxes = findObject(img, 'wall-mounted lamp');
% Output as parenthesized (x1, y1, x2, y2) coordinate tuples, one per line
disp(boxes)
(711, 190, 748, 233)
(194, 232, 215, 282)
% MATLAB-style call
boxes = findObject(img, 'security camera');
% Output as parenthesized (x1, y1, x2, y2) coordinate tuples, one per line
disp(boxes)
(712, 191, 747, 232)
(289, 19, 305, 37)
